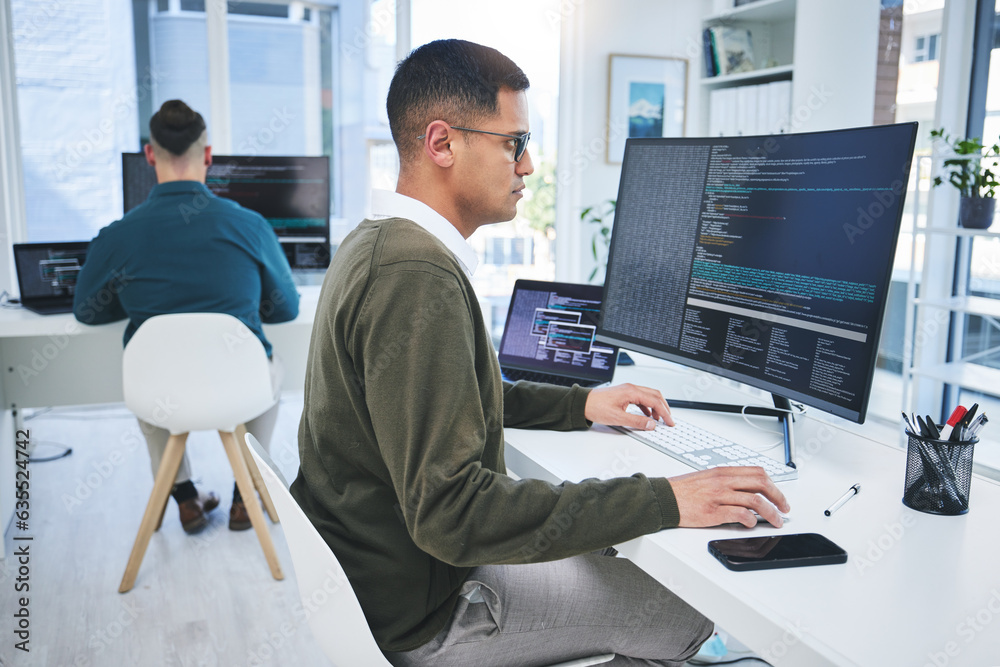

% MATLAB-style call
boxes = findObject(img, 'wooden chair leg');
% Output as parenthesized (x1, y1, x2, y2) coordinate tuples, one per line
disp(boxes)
(153, 443, 179, 532)
(120, 433, 189, 593)
(154, 498, 169, 532)
(236, 424, 279, 524)
(219, 430, 284, 581)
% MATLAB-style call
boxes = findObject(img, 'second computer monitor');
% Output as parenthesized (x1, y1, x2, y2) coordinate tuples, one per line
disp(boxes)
(122, 152, 331, 270)
(597, 123, 918, 423)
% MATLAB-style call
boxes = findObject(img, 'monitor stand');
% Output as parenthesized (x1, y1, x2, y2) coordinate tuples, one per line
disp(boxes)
(664, 394, 797, 470)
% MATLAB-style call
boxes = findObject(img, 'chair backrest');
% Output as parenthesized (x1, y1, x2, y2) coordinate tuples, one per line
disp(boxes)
(244, 433, 391, 666)
(123, 313, 275, 434)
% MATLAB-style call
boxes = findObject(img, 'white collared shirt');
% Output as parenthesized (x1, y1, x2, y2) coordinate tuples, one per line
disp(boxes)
(369, 189, 479, 278)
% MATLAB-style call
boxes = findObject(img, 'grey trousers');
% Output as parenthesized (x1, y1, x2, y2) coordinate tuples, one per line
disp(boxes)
(384, 549, 713, 667)
(140, 356, 284, 486)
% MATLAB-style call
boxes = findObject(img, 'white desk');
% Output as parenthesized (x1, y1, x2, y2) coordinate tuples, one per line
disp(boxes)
(504, 358, 1000, 667)
(0, 286, 320, 558)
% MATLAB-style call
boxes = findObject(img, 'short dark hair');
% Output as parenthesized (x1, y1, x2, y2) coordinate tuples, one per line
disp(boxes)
(386, 39, 529, 163)
(149, 100, 207, 156)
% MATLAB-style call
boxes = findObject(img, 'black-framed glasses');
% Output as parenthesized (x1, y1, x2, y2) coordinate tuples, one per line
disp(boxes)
(418, 126, 531, 162)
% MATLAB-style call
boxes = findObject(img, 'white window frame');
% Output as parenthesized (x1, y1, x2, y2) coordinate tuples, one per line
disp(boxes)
(0, 0, 27, 292)
(912, 2, 976, 419)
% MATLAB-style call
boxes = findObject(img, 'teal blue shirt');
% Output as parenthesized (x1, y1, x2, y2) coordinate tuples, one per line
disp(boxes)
(73, 181, 299, 356)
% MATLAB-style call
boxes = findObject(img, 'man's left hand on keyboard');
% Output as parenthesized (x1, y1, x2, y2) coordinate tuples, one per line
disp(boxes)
(585, 383, 674, 429)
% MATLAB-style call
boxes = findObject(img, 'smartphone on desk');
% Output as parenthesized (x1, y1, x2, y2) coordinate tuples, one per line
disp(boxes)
(708, 533, 847, 571)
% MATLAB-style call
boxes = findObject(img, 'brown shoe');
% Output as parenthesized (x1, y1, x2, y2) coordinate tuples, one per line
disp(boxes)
(229, 498, 252, 531)
(178, 491, 220, 534)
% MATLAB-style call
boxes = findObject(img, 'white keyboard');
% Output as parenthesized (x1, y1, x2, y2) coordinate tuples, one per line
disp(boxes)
(615, 414, 798, 482)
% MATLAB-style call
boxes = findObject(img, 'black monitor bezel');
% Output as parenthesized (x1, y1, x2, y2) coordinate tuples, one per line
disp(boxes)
(595, 123, 918, 424)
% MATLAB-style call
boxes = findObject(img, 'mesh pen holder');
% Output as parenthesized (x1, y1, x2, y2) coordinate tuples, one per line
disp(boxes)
(902, 431, 976, 516)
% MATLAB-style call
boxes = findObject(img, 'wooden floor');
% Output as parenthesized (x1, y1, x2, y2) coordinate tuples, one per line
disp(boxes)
(0, 397, 332, 667)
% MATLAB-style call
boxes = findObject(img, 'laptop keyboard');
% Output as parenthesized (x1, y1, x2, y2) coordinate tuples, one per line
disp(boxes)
(23, 301, 75, 315)
(502, 368, 601, 388)
(616, 409, 798, 482)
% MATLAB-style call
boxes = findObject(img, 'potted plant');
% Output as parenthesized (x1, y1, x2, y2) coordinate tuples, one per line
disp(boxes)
(580, 199, 616, 282)
(930, 127, 1000, 229)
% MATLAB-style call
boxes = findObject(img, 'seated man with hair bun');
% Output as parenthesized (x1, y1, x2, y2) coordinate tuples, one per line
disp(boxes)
(74, 99, 299, 534)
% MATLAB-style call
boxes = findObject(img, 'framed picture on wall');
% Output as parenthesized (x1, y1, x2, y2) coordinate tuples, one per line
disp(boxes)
(606, 54, 688, 164)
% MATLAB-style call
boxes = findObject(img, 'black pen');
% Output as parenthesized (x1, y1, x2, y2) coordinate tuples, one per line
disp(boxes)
(924, 415, 941, 439)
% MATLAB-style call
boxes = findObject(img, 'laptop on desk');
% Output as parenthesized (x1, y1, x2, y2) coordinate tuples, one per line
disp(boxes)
(13, 242, 90, 315)
(497, 279, 619, 388)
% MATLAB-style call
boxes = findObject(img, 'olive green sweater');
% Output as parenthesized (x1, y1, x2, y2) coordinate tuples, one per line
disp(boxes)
(291, 217, 680, 652)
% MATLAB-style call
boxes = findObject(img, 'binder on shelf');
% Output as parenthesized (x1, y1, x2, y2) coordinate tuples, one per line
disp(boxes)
(709, 88, 725, 136)
(770, 79, 791, 133)
(756, 83, 769, 136)
(764, 81, 782, 134)
(709, 80, 792, 137)
(720, 88, 738, 136)
(736, 85, 758, 135)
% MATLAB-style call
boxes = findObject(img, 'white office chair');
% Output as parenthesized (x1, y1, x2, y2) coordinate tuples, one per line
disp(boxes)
(118, 313, 284, 593)
(244, 432, 615, 667)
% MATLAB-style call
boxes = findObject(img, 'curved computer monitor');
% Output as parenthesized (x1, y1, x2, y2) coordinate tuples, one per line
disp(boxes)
(596, 123, 918, 424)
(122, 152, 331, 270)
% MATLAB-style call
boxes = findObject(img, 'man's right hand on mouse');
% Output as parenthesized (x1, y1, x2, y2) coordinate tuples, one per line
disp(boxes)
(669, 466, 790, 528)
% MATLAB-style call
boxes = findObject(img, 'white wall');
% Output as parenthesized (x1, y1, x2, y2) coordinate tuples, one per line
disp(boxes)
(556, 0, 884, 283)
(791, 0, 879, 133)
(556, 0, 703, 282)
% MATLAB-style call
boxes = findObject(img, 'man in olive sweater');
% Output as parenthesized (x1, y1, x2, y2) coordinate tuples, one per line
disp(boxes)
(293, 40, 789, 666)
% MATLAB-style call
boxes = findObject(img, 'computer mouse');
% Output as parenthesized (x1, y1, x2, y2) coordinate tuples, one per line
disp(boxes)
(753, 510, 791, 524)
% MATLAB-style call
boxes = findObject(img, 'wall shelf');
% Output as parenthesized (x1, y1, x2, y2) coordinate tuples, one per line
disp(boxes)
(905, 217, 1000, 414)
(701, 64, 794, 87)
(705, 0, 796, 24)
(914, 295, 1000, 320)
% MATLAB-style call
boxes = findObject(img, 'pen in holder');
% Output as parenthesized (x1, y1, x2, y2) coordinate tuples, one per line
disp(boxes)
(902, 430, 976, 515)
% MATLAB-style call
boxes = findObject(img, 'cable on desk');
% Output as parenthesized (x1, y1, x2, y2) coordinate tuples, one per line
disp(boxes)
(739, 402, 806, 452)
(0, 289, 21, 308)
(24, 407, 53, 421)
